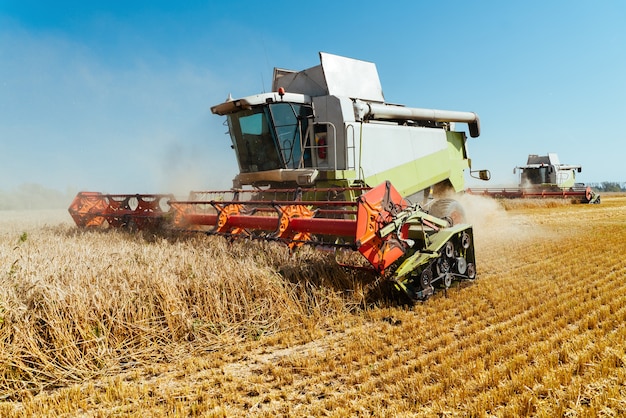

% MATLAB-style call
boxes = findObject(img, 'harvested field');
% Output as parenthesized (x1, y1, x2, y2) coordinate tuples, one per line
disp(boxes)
(0, 195, 625, 417)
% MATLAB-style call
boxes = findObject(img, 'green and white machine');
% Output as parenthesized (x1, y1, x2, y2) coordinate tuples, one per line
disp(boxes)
(69, 52, 490, 302)
(516, 153, 581, 189)
(468, 153, 600, 203)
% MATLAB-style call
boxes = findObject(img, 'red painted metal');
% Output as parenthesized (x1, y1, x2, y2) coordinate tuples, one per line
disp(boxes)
(355, 181, 409, 272)
(466, 187, 590, 202)
(68, 184, 412, 273)
(170, 200, 357, 238)
(287, 217, 357, 237)
(69, 192, 174, 229)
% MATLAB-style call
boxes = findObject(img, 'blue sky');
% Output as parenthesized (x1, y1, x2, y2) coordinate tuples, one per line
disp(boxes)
(1, 1, 625, 195)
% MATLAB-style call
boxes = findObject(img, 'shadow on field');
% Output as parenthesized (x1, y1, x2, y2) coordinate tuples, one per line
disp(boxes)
(277, 254, 415, 308)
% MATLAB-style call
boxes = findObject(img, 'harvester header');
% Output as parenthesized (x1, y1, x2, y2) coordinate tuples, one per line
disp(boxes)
(69, 52, 490, 302)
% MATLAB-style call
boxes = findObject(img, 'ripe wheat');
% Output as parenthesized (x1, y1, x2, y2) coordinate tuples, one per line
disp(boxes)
(0, 196, 625, 416)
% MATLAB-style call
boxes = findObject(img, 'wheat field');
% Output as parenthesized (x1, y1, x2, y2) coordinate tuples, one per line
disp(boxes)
(0, 195, 625, 417)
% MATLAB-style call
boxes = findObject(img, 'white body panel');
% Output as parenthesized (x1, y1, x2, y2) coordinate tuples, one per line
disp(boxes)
(357, 123, 447, 176)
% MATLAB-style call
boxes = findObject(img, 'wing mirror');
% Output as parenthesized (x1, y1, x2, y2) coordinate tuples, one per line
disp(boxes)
(470, 169, 491, 181)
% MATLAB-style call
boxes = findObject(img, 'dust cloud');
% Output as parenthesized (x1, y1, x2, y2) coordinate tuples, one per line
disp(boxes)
(155, 142, 237, 198)
(457, 193, 537, 249)
(0, 184, 75, 211)
(0, 184, 74, 232)
(0, 210, 72, 233)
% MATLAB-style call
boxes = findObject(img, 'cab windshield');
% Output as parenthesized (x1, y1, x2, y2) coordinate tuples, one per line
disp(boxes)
(227, 102, 312, 173)
(521, 167, 549, 185)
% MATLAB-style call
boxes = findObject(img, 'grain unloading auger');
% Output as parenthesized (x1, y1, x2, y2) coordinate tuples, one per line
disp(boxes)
(69, 52, 490, 302)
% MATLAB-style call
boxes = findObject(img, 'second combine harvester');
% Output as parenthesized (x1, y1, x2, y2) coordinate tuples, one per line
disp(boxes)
(69, 52, 490, 302)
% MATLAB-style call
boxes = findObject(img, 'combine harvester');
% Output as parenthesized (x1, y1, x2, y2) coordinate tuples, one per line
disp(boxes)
(467, 153, 600, 204)
(69, 52, 490, 302)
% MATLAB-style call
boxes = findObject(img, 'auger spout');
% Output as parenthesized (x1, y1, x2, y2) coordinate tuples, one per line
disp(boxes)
(354, 100, 481, 138)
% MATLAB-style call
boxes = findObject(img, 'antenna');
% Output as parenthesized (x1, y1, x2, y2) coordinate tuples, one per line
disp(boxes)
(262, 38, 270, 93)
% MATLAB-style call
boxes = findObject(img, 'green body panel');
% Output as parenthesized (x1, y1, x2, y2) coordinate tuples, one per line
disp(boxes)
(298, 178, 362, 203)
(444, 131, 470, 191)
(394, 224, 473, 280)
(361, 131, 469, 197)
(255, 177, 364, 203)
(388, 223, 476, 301)
(318, 170, 358, 181)
(558, 177, 576, 189)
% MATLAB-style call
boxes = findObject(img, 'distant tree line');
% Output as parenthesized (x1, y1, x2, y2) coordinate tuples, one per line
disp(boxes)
(589, 182, 626, 192)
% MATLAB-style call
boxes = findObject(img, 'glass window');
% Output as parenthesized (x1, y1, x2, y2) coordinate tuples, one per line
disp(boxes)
(227, 108, 282, 173)
(226, 102, 312, 173)
(269, 103, 312, 169)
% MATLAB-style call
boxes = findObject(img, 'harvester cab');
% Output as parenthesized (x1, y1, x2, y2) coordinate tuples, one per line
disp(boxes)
(211, 52, 482, 200)
(69, 52, 490, 302)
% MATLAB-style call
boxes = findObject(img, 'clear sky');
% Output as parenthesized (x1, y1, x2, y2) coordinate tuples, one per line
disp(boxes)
(1, 0, 625, 195)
